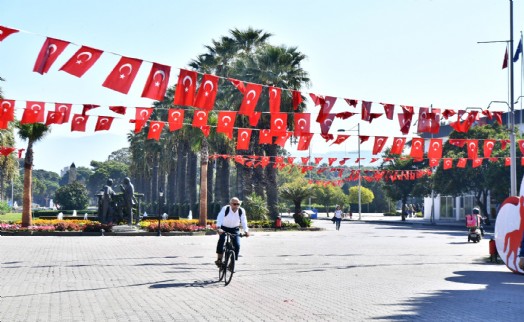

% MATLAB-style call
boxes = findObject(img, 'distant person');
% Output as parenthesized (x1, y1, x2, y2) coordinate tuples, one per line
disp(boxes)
(333, 205, 343, 231)
(215, 197, 250, 267)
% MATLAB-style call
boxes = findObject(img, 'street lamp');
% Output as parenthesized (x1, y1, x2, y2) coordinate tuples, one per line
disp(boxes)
(157, 188, 163, 236)
(337, 123, 361, 220)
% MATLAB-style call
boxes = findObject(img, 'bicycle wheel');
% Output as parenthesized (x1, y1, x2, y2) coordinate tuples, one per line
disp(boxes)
(218, 257, 225, 281)
(224, 251, 235, 286)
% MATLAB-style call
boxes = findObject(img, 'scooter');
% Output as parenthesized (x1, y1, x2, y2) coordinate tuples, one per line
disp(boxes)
(467, 226, 482, 243)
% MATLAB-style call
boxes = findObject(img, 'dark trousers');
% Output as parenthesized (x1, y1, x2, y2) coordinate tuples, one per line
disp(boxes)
(216, 226, 240, 259)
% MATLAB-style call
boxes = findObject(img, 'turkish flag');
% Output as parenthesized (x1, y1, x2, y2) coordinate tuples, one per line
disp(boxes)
(259, 129, 272, 144)
(331, 134, 350, 146)
(0, 147, 16, 156)
(268, 86, 282, 114)
(59, 46, 103, 77)
(292, 90, 303, 110)
(448, 139, 466, 147)
(217, 111, 236, 139)
(134, 107, 153, 133)
(102, 56, 143, 94)
(167, 109, 184, 132)
(274, 132, 291, 147)
(398, 112, 413, 135)
(381, 103, 394, 120)
(192, 110, 209, 128)
(473, 158, 484, 168)
(361, 101, 372, 122)
(94, 116, 114, 132)
(442, 109, 456, 119)
(500, 139, 510, 150)
(239, 83, 262, 117)
(21, 101, 46, 124)
(429, 159, 440, 167)
(443, 158, 453, 170)
(45, 111, 64, 125)
(427, 138, 443, 159)
(141, 62, 171, 100)
(319, 114, 335, 135)
(71, 114, 89, 132)
(54, 103, 72, 124)
(0, 26, 19, 41)
(228, 78, 246, 94)
(82, 104, 100, 115)
(457, 158, 468, 168)
(294, 113, 310, 136)
(506, 157, 512, 166)
(33, 37, 70, 74)
(390, 137, 406, 155)
(297, 133, 313, 151)
(344, 98, 358, 107)
(300, 157, 310, 165)
(410, 138, 424, 159)
(109, 106, 127, 115)
(518, 140, 524, 155)
(193, 73, 219, 110)
(316, 96, 337, 124)
(430, 108, 441, 134)
(467, 140, 478, 159)
(335, 111, 356, 119)
(372, 136, 388, 155)
(248, 112, 262, 127)
(359, 136, 370, 144)
(483, 139, 496, 158)
(310, 93, 324, 106)
(417, 107, 431, 133)
(492, 112, 503, 125)
(236, 128, 252, 150)
(270, 112, 287, 135)
(0, 99, 15, 122)
(147, 121, 164, 140)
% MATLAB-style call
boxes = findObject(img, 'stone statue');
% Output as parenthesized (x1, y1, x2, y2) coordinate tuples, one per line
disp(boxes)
(99, 179, 116, 223)
(120, 177, 136, 225)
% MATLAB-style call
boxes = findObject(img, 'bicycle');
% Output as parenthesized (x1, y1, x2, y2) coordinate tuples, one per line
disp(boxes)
(218, 231, 246, 286)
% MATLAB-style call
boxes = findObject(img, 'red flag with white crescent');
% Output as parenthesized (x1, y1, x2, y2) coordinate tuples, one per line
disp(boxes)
(319, 114, 335, 135)
(173, 69, 197, 106)
(59, 46, 103, 78)
(457, 158, 467, 168)
(45, 111, 64, 125)
(94, 116, 114, 132)
(192, 110, 209, 128)
(167, 109, 184, 132)
(141, 63, 171, 100)
(147, 121, 165, 140)
(54, 103, 72, 124)
(331, 134, 350, 146)
(0, 26, 19, 42)
(274, 131, 291, 147)
(33, 37, 70, 74)
(316, 96, 337, 124)
(217, 111, 236, 139)
(239, 83, 262, 117)
(259, 129, 272, 144)
(467, 140, 478, 159)
(410, 138, 424, 159)
(443, 158, 453, 170)
(268, 86, 281, 114)
(294, 113, 310, 136)
(372, 136, 388, 155)
(381, 103, 394, 120)
(0, 99, 15, 122)
(518, 140, 524, 155)
(109, 106, 127, 115)
(236, 128, 252, 150)
(483, 139, 496, 158)
(270, 112, 287, 136)
(102, 56, 143, 94)
(427, 138, 443, 160)
(292, 90, 303, 110)
(21, 101, 46, 124)
(390, 137, 406, 155)
(193, 74, 219, 110)
(71, 114, 89, 132)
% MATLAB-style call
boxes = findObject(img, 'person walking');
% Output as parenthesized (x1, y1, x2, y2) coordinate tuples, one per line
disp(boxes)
(334, 205, 343, 231)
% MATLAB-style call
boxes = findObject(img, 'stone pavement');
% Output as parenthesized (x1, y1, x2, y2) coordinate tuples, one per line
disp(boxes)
(0, 215, 521, 321)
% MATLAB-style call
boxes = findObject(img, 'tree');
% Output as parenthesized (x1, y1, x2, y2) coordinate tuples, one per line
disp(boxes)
(313, 185, 347, 216)
(54, 182, 89, 210)
(381, 151, 431, 221)
(107, 148, 131, 164)
(87, 160, 129, 199)
(348, 186, 375, 207)
(16, 122, 51, 227)
(433, 123, 520, 218)
(279, 178, 315, 214)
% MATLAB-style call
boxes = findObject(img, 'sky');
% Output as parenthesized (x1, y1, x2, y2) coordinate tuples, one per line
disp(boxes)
(1, 0, 523, 174)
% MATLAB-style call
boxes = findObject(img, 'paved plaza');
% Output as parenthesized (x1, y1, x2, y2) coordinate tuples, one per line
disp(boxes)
(1, 215, 523, 321)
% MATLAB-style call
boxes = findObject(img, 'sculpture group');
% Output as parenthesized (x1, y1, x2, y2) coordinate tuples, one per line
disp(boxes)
(97, 177, 137, 225)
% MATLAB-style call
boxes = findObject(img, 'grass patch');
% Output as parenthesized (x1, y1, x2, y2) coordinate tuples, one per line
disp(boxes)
(0, 213, 22, 222)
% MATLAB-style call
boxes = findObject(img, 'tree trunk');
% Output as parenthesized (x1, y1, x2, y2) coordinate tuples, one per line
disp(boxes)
(199, 139, 209, 226)
(216, 158, 230, 205)
(22, 140, 34, 227)
(188, 150, 198, 208)
(176, 144, 187, 204)
(265, 145, 279, 219)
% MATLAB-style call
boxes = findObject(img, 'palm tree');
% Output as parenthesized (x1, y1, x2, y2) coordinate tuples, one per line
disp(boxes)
(16, 122, 50, 227)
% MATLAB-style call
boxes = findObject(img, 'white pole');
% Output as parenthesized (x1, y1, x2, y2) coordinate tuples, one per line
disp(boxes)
(358, 123, 362, 220)
(509, 0, 517, 196)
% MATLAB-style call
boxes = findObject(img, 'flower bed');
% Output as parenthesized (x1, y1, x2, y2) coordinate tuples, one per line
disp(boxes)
(0, 219, 113, 232)
(138, 219, 216, 232)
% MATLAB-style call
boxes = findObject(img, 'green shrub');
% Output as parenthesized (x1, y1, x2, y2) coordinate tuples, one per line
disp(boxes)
(54, 182, 89, 210)
(242, 193, 269, 221)
(0, 201, 10, 215)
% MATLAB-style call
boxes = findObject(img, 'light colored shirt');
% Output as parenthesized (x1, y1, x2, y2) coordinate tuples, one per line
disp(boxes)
(334, 209, 343, 219)
(216, 205, 249, 232)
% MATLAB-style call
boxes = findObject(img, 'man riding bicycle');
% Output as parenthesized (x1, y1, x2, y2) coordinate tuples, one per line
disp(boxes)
(215, 197, 250, 267)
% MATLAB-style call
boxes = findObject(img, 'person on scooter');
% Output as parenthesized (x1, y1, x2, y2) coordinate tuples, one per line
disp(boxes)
(472, 207, 485, 237)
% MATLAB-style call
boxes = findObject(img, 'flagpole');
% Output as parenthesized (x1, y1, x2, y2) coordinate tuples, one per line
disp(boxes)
(509, 0, 517, 196)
